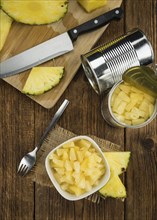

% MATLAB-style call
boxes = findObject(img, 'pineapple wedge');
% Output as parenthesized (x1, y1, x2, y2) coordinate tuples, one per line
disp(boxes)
(99, 171, 126, 199)
(77, 0, 107, 12)
(22, 67, 64, 95)
(1, 0, 68, 25)
(0, 9, 13, 51)
(104, 152, 131, 175)
(99, 152, 131, 200)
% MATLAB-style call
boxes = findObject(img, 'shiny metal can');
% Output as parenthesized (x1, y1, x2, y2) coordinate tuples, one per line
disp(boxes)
(101, 80, 157, 128)
(81, 28, 154, 94)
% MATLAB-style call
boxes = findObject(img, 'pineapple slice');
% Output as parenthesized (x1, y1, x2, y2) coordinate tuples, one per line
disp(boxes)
(77, 0, 107, 12)
(99, 171, 126, 199)
(0, 9, 13, 51)
(104, 152, 131, 175)
(1, 0, 68, 25)
(22, 67, 64, 95)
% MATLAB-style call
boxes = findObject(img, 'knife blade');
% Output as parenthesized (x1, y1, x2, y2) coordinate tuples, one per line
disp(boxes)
(0, 7, 123, 78)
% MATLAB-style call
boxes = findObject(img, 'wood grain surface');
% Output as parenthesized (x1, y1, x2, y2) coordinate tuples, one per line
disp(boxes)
(0, 0, 122, 109)
(0, 0, 157, 220)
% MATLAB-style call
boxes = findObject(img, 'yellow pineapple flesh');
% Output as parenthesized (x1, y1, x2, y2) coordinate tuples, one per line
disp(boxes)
(77, 0, 107, 12)
(22, 67, 64, 95)
(1, 0, 68, 25)
(99, 171, 126, 199)
(104, 152, 130, 175)
(0, 9, 13, 51)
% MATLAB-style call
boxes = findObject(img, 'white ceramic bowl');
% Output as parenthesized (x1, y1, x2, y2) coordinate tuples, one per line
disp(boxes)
(45, 135, 110, 201)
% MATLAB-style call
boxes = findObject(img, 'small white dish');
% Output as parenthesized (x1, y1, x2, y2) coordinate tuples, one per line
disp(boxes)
(45, 135, 110, 201)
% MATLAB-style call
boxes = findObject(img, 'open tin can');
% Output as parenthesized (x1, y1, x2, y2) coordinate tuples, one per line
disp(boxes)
(81, 28, 154, 94)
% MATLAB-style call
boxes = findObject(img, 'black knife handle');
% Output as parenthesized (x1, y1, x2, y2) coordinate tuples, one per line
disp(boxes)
(68, 7, 123, 42)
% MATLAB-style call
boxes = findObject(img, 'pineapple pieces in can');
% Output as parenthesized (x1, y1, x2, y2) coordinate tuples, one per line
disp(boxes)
(111, 82, 156, 126)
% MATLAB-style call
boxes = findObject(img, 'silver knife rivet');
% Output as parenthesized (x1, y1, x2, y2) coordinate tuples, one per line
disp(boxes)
(73, 29, 78, 34)
(94, 19, 98, 24)
(115, 10, 120, 14)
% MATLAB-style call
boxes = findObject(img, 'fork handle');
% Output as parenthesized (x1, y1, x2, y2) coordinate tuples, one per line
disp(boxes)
(36, 99, 69, 151)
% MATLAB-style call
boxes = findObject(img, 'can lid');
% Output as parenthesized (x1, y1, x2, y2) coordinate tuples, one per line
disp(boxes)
(122, 66, 157, 98)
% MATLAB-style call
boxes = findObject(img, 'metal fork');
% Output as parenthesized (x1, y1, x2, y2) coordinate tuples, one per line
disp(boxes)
(17, 99, 69, 176)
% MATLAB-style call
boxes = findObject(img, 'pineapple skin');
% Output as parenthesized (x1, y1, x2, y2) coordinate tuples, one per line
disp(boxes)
(0, 9, 13, 51)
(77, 0, 107, 12)
(1, 0, 68, 25)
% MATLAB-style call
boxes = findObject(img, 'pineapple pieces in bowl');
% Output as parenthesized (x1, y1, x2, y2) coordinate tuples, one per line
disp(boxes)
(45, 136, 110, 201)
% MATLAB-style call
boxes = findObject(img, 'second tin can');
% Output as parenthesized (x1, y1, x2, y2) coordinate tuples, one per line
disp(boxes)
(81, 28, 154, 94)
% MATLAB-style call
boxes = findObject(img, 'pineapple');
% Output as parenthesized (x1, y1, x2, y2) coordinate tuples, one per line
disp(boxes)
(77, 0, 107, 12)
(99, 171, 126, 199)
(104, 152, 130, 175)
(22, 67, 64, 95)
(99, 152, 131, 200)
(111, 82, 156, 126)
(1, 0, 68, 25)
(0, 9, 13, 51)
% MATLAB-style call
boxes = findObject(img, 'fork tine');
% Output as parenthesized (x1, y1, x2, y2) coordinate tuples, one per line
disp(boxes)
(21, 166, 28, 176)
(17, 163, 24, 174)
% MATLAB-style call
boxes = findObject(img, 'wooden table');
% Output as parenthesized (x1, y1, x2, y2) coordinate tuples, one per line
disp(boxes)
(0, 0, 156, 219)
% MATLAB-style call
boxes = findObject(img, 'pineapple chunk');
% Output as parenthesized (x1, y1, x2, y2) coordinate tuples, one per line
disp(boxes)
(77, 0, 107, 12)
(149, 103, 155, 117)
(99, 171, 126, 199)
(132, 118, 146, 125)
(115, 101, 127, 115)
(117, 91, 130, 103)
(22, 67, 64, 95)
(119, 84, 131, 94)
(0, 9, 13, 51)
(77, 139, 92, 149)
(1, 0, 68, 25)
(69, 148, 77, 161)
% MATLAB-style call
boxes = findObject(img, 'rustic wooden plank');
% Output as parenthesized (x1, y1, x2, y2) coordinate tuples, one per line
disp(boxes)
(125, 0, 157, 220)
(0, 80, 35, 220)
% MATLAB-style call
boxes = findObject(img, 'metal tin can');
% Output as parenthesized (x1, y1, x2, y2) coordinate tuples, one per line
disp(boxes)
(101, 80, 157, 128)
(81, 28, 154, 94)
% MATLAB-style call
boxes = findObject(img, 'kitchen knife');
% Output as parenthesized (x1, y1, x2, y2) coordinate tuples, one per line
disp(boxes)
(0, 7, 123, 78)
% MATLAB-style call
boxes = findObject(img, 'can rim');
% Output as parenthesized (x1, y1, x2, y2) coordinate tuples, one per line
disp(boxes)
(81, 55, 101, 94)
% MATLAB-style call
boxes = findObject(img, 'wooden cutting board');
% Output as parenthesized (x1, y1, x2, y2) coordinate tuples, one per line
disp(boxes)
(0, 0, 122, 109)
